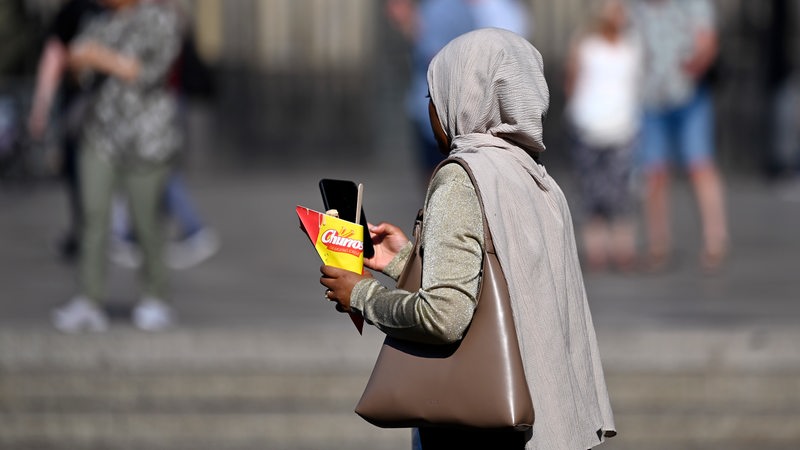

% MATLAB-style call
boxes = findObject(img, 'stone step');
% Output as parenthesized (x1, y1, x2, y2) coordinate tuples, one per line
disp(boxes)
(1, 371, 799, 449)
(3, 410, 797, 450)
(0, 371, 407, 450)
(0, 372, 368, 413)
(3, 325, 799, 373)
(0, 412, 409, 450)
(606, 411, 800, 450)
(604, 373, 800, 450)
(3, 371, 798, 412)
(607, 373, 800, 412)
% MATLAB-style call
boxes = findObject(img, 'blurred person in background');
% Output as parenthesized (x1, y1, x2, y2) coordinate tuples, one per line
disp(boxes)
(763, 0, 800, 198)
(109, 5, 220, 271)
(468, 0, 531, 38)
(565, 0, 641, 272)
(386, 0, 475, 178)
(159, 19, 220, 269)
(386, 0, 533, 180)
(29, 0, 219, 269)
(28, 0, 105, 261)
(0, 0, 39, 76)
(0, 0, 42, 179)
(51, 0, 182, 332)
(110, 172, 220, 270)
(630, 0, 728, 272)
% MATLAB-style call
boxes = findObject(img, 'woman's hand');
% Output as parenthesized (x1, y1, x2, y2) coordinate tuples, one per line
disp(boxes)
(320, 265, 373, 313)
(682, 29, 717, 80)
(365, 222, 409, 272)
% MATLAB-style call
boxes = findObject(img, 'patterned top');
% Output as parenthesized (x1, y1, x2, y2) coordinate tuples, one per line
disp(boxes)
(76, 3, 181, 165)
(630, 0, 715, 109)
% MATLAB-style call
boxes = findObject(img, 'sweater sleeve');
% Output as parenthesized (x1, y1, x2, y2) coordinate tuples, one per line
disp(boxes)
(349, 163, 484, 344)
(382, 240, 413, 280)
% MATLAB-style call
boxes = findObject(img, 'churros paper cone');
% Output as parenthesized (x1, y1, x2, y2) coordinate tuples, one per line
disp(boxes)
(296, 206, 365, 333)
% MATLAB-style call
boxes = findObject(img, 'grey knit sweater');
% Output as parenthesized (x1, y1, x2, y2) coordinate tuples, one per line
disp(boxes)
(350, 163, 483, 344)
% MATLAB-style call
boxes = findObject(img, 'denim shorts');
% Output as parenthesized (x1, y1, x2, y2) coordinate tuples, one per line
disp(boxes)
(639, 87, 714, 170)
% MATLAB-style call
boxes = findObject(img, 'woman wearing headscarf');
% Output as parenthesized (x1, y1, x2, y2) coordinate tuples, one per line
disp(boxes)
(320, 28, 616, 449)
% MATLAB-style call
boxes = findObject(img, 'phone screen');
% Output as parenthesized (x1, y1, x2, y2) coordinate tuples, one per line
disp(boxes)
(319, 179, 375, 258)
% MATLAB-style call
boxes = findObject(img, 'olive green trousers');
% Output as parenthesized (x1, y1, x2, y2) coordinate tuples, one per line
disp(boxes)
(78, 149, 170, 303)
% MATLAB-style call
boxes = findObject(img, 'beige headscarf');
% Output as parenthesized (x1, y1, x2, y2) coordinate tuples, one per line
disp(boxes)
(427, 27, 549, 154)
(428, 28, 616, 449)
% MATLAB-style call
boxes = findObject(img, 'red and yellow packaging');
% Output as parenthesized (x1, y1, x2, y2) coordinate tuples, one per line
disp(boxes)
(296, 206, 365, 333)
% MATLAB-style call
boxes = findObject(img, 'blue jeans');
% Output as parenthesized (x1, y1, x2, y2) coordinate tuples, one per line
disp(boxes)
(639, 87, 715, 170)
(165, 172, 204, 238)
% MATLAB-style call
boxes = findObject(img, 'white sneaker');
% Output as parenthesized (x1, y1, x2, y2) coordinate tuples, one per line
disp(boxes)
(52, 296, 109, 333)
(132, 297, 175, 331)
(167, 228, 220, 270)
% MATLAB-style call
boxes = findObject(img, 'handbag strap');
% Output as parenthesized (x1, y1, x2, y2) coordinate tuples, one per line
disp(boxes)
(398, 157, 495, 291)
(360, 156, 535, 430)
(431, 157, 496, 255)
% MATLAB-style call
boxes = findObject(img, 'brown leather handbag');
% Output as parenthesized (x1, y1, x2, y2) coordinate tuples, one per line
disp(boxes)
(355, 159, 534, 430)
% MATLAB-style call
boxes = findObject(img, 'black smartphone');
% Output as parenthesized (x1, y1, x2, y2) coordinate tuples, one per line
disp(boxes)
(319, 179, 375, 258)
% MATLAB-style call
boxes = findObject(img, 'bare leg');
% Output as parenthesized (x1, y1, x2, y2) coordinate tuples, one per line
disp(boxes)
(582, 217, 609, 271)
(610, 218, 637, 272)
(689, 162, 728, 270)
(643, 166, 671, 269)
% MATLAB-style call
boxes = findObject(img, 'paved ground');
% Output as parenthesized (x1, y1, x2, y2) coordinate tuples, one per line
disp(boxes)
(1, 131, 799, 449)
(2, 148, 798, 339)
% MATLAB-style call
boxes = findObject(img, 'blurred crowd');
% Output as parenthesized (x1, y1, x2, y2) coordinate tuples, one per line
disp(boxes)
(387, 0, 733, 274)
(0, 0, 799, 332)
(564, 0, 728, 273)
(2, 0, 218, 332)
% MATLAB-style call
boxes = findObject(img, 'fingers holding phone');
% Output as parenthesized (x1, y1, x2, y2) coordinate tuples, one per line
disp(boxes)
(319, 179, 375, 258)
(365, 222, 410, 271)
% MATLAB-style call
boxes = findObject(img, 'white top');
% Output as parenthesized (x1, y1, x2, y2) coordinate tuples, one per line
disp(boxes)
(568, 33, 641, 146)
